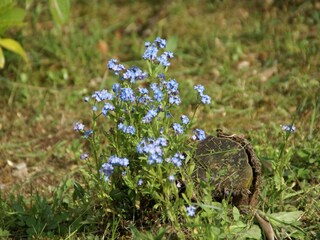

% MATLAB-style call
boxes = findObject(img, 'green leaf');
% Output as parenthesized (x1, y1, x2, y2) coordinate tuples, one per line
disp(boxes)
(0, 5, 25, 35)
(0, 47, 4, 68)
(269, 211, 303, 225)
(232, 206, 240, 221)
(166, 36, 178, 52)
(0, 0, 15, 17)
(0, 38, 28, 62)
(239, 224, 262, 240)
(49, 0, 70, 26)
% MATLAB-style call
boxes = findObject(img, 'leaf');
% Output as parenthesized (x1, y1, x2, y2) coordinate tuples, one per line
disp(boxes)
(49, 0, 70, 26)
(239, 224, 262, 240)
(0, 38, 28, 62)
(232, 206, 240, 221)
(166, 36, 178, 52)
(0, 47, 4, 68)
(269, 211, 303, 225)
(0, 6, 25, 35)
(0, 0, 15, 16)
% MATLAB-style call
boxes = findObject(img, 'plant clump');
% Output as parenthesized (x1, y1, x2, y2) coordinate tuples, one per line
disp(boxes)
(74, 37, 215, 236)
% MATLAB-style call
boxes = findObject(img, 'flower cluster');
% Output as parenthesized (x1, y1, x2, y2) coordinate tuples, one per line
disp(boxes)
(74, 38, 211, 201)
(194, 84, 211, 104)
(118, 123, 135, 135)
(108, 155, 130, 167)
(192, 129, 206, 141)
(143, 37, 174, 67)
(100, 155, 130, 181)
(167, 152, 185, 167)
(137, 137, 168, 164)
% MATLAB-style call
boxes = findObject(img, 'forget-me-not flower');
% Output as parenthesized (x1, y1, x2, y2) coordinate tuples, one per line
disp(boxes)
(169, 95, 181, 105)
(186, 206, 196, 217)
(80, 153, 89, 160)
(100, 163, 114, 182)
(168, 175, 175, 182)
(194, 84, 205, 94)
(181, 115, 189, 124)
(102, 103, 115, 116)
(92, 89, 113, 102)
(108, 155, 130, 167)
(192, 129, 206, 141)
(120, 88, 135, 102)
(74, 122, 85, 132)
(281, 124, 296, 133)
(173, 123, 184, 134)
(107, 59, 125, 75)
(122, 66, 148, 83)
(118, 123, 136, 135)
(142, 108, 158, 123)
(200, 94, 211, 104)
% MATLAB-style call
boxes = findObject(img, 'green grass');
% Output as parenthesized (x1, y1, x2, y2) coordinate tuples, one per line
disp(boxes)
(1, 0, 319, 239)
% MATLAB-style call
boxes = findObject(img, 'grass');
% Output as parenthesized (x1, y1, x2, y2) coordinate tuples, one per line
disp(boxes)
(0, 0, 319, 239)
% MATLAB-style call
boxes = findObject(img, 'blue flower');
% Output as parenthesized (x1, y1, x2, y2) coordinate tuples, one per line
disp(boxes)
(200, 94, 211, 104)
(84, 130, 93, 138)
(92, 105, 98, 111)
(123, 66, 148, 83)
(109, 155, 129, 167)
(80, 153, 89, 160)
(138, 95, 152, 104)
(120, 87, 135, 102)
(102, 103, 115, 116)
(173, 123, 184, 134)
(157, 73, 166, 80)
(92, 89, 113, 102)
(157, 53, 170, 67)
(142, 108, 158, 123)
(281, 124, 296, 133)
(143, 44, 158, 61)
(118, 123, 135, 135)
(74, 122, 85, 132)
(157, 51, 174, 67)
(181, 115, 189, 124)
(192, 129, 206, 141)
(138, 178, 143, 186)
(186, 206, 196, 217)
(112, 83, 121, 94)
(154, 37, 166, 48)
(138, 87, 149, 95)
(107, 59, 125, 75)
(136, 138, 147, 154)
(148, 153, 163, 164)
(169, 95, 181, 105)
(137, 137, 167, 164)
(165, 51, 174, 58)
(155, 137, 167, 147)
(168, 175, 175, 182)
(150, 83, 163, 102)
(194, 85, 211, 104)
(170, 152, 185, 167)
(194, 84, 205, 94)
(165, 79, 179, 94)
(100, 163, 114, 182)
